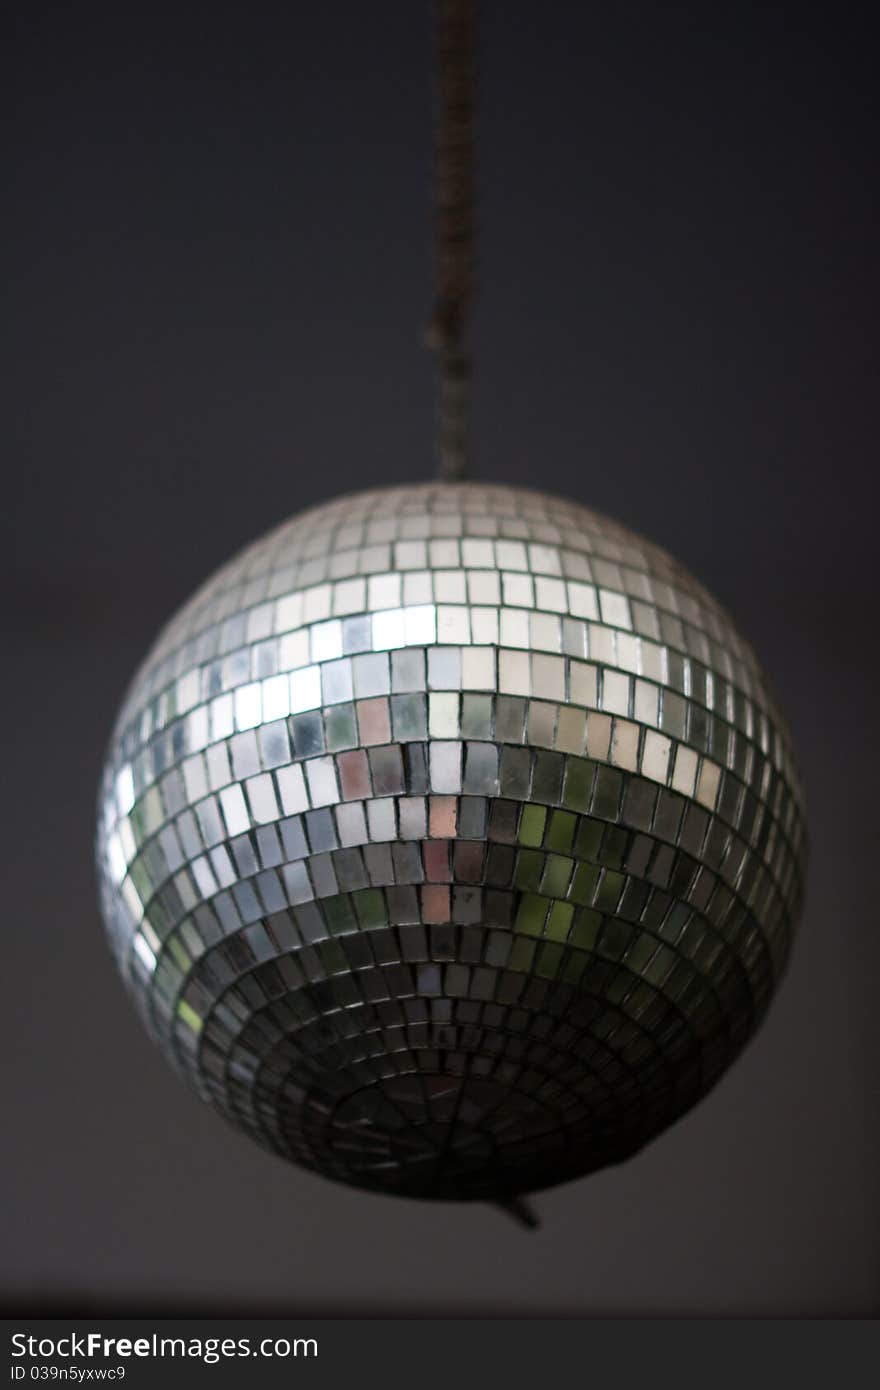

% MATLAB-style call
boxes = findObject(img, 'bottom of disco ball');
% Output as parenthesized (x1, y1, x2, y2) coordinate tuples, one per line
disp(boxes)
(284, 1073, 651, 1201)
(261, 992, 708, 1201)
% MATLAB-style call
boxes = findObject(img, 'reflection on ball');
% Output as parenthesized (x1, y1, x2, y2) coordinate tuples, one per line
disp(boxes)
(97, 484, 806, 1200)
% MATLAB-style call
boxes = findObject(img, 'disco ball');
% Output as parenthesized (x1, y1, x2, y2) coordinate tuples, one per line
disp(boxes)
(97, 483, 806, 1202)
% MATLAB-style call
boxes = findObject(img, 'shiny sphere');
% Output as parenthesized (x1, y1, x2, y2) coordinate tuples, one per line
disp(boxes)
(97, 483, 806, 1201)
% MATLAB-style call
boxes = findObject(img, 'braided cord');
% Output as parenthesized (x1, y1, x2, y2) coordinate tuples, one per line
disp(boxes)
(426, 0, 475, 481)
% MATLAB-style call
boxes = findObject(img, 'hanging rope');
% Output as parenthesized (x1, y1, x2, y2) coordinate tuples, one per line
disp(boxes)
(426, 0, 474, 482)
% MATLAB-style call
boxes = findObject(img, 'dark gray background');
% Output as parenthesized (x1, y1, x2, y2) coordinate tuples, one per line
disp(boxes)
(4, 1, 877, 1314)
